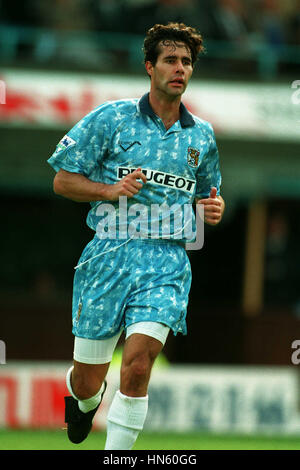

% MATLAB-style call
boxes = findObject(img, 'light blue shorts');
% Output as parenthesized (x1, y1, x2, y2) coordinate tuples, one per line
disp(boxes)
(72, 237, 192, 340)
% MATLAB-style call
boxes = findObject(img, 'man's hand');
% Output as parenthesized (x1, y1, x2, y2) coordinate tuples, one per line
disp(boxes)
(53, 168, 147, 203)
(196, 187, 225, 226)
(105, 168, 147, 201)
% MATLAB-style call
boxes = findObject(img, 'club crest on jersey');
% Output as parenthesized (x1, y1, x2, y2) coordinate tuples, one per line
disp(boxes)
(56, 135, 76, 152)
(187, 147, 200, 168)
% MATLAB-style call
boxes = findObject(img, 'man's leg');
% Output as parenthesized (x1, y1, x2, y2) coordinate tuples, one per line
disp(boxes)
(70, 360, 108, 399)
(105, 322, 169, 450)
(65, 333, 121, 443)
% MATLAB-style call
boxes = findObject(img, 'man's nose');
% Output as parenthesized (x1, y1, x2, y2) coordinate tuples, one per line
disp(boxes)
(175, 61, 184, 73)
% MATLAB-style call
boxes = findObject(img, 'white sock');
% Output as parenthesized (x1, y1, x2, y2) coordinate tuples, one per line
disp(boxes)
(105, 390, 148, 450)
(66, 365, 105, 413)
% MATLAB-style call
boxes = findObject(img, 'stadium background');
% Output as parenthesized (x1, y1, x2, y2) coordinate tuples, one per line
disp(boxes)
(1, 0, 300, 450)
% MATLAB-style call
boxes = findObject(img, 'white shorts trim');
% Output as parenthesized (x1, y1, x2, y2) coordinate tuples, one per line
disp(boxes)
(73, 331, 122, 365)
(73, 322, 170, 364)
(125, 321, 170, 345)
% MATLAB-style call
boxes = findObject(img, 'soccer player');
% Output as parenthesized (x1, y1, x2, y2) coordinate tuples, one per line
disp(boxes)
(48, 22, 225, 450)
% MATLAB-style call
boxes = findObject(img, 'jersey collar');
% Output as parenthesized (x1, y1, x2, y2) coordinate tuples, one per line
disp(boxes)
(138, 93, 195, 128)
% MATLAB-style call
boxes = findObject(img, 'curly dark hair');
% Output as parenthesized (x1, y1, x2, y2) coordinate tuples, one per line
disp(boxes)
(143, 22, 205, 67)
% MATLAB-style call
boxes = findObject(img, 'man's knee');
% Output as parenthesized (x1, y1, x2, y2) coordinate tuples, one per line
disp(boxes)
(120, 350, 157, 396)
(120, 333, 164, 395)
(122, 352, 151, 379)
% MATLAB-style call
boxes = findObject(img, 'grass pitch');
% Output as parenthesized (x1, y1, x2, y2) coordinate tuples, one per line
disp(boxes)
(0, 429, 299, 450)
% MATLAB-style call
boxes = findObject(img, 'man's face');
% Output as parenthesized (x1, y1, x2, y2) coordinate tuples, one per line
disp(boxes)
(146, 41, 193, 99)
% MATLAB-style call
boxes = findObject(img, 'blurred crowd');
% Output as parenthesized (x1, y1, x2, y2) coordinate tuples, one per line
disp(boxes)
(1, 0, 300, 47)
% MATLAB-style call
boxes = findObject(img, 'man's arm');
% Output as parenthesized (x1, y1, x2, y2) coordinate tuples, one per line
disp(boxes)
(196, 187, 225, 226)
(53, 168, 147, 202)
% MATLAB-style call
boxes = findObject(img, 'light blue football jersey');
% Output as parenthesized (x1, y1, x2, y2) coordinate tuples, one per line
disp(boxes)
(47, 93, 221, 242)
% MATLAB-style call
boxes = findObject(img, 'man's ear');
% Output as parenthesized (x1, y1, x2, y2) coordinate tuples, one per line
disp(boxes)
(145, 61, 153, 77)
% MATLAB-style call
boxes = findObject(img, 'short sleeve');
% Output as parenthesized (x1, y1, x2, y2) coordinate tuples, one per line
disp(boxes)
(195, 128, 222, 199)
(47, 104, 111, 177)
